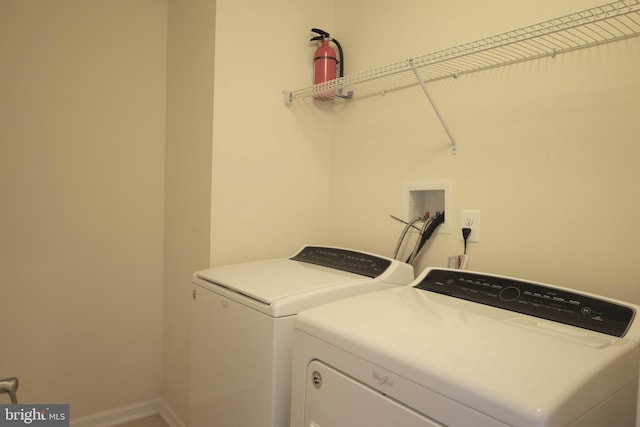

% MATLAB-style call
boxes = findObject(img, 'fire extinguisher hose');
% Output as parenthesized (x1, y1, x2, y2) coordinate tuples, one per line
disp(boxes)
(331, 37, 344, 79)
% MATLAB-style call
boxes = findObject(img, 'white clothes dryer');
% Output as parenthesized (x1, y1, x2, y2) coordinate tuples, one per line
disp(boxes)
(188, 245, 413, 427)
(291, 267, 640, 427)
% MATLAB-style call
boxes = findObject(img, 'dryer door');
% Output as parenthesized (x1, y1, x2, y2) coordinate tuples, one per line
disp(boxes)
(303, 361, 442, 427)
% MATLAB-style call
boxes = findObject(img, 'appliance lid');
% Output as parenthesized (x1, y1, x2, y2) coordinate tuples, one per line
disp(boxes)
(195, 257, 368, 305)
(195, 246, 403, 305)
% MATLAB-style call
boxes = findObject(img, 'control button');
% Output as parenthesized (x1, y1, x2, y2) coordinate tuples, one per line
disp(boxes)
(499, 286, 521, 301)
(581, 307, 592, 315)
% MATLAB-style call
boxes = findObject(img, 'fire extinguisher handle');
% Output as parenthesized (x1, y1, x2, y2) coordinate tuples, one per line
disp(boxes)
(311, 28, 330, 39)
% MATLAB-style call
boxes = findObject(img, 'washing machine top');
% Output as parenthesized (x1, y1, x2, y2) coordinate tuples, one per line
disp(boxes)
(294, 267, 640, 426)
(193, 246, 414, 317)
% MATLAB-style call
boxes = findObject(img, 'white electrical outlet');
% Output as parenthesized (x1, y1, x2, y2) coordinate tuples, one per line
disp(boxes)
(460, 209, 480, 243)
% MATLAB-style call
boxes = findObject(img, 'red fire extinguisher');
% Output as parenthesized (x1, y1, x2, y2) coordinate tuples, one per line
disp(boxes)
(310, 28, 346, 100)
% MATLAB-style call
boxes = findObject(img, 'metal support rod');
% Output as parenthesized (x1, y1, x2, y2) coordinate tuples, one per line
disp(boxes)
(410, 60, 457, 154)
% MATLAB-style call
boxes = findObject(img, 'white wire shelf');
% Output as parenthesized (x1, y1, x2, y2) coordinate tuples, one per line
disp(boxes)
(284, 0, 640, 104)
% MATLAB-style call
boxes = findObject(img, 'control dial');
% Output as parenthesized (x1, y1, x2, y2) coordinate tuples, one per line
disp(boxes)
(499, 286, 521, 301)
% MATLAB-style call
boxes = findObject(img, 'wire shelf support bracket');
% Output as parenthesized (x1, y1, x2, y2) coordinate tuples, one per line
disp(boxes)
(409, 59, 457, 154)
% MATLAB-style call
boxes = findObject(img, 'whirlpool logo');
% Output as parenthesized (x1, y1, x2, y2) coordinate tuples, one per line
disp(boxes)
(0, 405, 68, 427)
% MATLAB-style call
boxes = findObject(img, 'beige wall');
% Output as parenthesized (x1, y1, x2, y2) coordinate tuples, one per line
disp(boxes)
(329, 0, 640, 303)
(209, 0, 335, 266)
(0, 0, 167, 418)
(163, 0, 215, 423)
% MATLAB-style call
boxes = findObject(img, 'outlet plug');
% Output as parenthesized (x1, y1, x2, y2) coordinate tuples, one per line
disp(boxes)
(460, 210, 480, 243)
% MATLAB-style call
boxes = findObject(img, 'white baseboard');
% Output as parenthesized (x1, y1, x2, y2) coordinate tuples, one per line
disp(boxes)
(71, 399, 186, 427)
(159, 401, 186, 427)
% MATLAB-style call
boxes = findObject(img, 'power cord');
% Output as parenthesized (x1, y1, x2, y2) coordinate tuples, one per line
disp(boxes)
(462, 227, 472, 254)
(405, 212, 444, 264)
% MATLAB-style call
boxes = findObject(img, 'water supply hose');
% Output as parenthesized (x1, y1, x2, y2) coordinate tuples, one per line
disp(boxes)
(393, 216, 424, 260)
(392, 212, 445, 265)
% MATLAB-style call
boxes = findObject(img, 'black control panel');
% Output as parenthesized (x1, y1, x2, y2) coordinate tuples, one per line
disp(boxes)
(414, 269, 635, 337)
(290, 246, 391, 278)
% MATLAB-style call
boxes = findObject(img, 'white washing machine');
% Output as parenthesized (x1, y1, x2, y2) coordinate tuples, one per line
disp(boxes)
(189, 245, 414, 427)
(291, 267, 640, 427)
